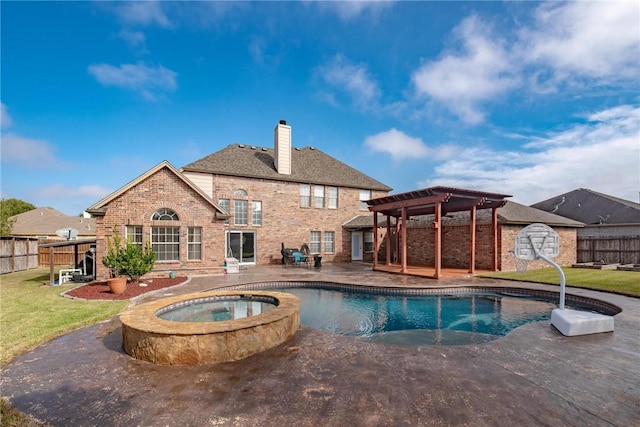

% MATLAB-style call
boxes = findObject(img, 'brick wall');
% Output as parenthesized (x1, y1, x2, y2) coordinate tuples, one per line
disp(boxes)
(393, 222, 577, 271)
(209, 175, 387, 264)
(501, 224, 577, 271)
(95, 168, 226, 280)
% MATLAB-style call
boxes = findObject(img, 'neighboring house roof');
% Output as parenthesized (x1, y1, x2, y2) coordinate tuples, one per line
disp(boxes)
(343, 201, 583, 228)
(531, 188, 640, 225)
(86, 160, 229, 217)
(181, 144, 393, 192)
(10, 207, 96, 238)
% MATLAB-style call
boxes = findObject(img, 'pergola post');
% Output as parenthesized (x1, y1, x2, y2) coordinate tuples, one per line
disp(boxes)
(469, 205, 476, 274)
(434, 202, 442, 279)
(492, 207, 499, 271)
(385, 214, 391, 265)
(401, 207, 407, 273)
(373, 211, 378, 269)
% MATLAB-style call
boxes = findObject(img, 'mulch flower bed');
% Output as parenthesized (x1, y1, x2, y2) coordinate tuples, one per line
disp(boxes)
(65, 277, 187, 300)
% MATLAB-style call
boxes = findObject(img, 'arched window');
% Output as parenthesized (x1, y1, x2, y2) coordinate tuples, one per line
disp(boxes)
(233, 189, 248, 197)
(152, 208, 179, 221)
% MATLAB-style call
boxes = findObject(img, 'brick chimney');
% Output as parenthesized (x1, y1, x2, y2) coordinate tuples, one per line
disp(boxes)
(274, 119, 291, 175)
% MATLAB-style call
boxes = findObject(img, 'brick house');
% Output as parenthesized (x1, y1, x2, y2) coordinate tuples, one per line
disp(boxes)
(180, 120, 392, 266)
(87, 120, 391, 280)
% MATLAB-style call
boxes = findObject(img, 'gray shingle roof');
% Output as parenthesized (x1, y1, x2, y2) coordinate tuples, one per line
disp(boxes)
(344, 201, 583, 228)
(531, 188, 640, 225)
(181, 144, 392, 191)
(9, 207, 96, 237)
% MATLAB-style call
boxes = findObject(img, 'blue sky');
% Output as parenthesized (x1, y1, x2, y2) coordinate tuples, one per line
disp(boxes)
(1, 1, 639, 216)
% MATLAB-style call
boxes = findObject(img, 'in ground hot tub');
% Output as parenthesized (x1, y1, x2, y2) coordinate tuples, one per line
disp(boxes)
(120, 291, 300, 365)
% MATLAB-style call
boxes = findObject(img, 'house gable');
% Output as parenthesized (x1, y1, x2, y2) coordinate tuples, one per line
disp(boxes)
(87, 160, 228, 217)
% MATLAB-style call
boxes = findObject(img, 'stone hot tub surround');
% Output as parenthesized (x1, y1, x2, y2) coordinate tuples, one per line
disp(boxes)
(120, 290, 300, 365)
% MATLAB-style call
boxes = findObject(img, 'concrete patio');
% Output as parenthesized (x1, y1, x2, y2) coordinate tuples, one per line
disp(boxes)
(1, 263, 638, 426)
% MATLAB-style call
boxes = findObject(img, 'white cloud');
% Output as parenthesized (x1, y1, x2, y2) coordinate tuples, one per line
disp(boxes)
(318, 54, 381, 109)
(418, 105, 640, 204)
(113, 1, 171, 28)
(522, 1, 640, 80)
(118, 29, 146, 48)
(88, 62, 178, 101)
(1, 102, 11, 129)
(412, 16, 518, 125)
(364, 128, 429, 161)
(0, 134, 71, 169)
(313, 1, 395, 21)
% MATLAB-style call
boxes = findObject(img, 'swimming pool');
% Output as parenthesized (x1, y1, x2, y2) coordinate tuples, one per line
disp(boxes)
(227, 282, 620, 346)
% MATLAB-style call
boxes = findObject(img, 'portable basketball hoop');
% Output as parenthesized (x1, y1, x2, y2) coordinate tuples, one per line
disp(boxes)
(514, 223, 613, 336)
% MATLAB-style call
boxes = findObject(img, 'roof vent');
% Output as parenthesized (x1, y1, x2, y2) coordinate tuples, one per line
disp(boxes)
(310, 146, 315, 150)
(250, 146, 256, 150)
(294, 147, 301, 151)
(261, 147, 267, 151)
(239, 144, 245, 148)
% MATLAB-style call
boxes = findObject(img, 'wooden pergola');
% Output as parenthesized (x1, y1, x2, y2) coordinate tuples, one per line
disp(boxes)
(367, 186, 511, 279)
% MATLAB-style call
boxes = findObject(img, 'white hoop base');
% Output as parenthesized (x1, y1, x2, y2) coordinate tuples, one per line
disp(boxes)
(551, 308, 614, 336)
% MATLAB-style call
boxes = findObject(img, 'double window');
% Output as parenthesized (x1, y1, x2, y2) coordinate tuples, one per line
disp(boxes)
(222, 190, 262, 226)
(309, 231, 335, 254)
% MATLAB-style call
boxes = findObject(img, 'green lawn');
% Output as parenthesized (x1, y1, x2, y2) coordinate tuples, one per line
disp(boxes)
(0, 267, 128, 368)
(480, 267, 640, 297)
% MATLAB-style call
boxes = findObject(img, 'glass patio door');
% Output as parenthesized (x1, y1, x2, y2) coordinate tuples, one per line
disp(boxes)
(226, 231, 256, 264)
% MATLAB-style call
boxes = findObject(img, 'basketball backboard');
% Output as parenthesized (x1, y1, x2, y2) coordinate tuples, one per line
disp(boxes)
(514, 223, 559, 261)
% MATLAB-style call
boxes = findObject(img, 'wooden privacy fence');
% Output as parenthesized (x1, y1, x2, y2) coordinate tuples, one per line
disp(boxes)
(577, 236, 640, 264)
(0, 237, 39, 274)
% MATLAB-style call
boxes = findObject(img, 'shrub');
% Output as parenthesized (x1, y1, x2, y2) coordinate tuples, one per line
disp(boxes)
(102, 227, 155, 282)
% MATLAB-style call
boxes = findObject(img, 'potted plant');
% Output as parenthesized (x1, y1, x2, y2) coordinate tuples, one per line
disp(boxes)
(103, 228, 127, 294)
(102, 227, 156, 294)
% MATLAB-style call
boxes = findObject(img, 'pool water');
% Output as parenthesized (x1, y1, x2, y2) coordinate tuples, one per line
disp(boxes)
(269, 287, 567, 346)
(158, 298, 276, 322)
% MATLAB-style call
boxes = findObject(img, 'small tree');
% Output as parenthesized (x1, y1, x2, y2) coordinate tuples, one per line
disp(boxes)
(102, 227, 155, 282)
(102, 228, 124, 278)
(118, 241, 155, 283)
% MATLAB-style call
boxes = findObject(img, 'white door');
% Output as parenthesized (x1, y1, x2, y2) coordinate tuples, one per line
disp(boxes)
(351, 231, 363, 261)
